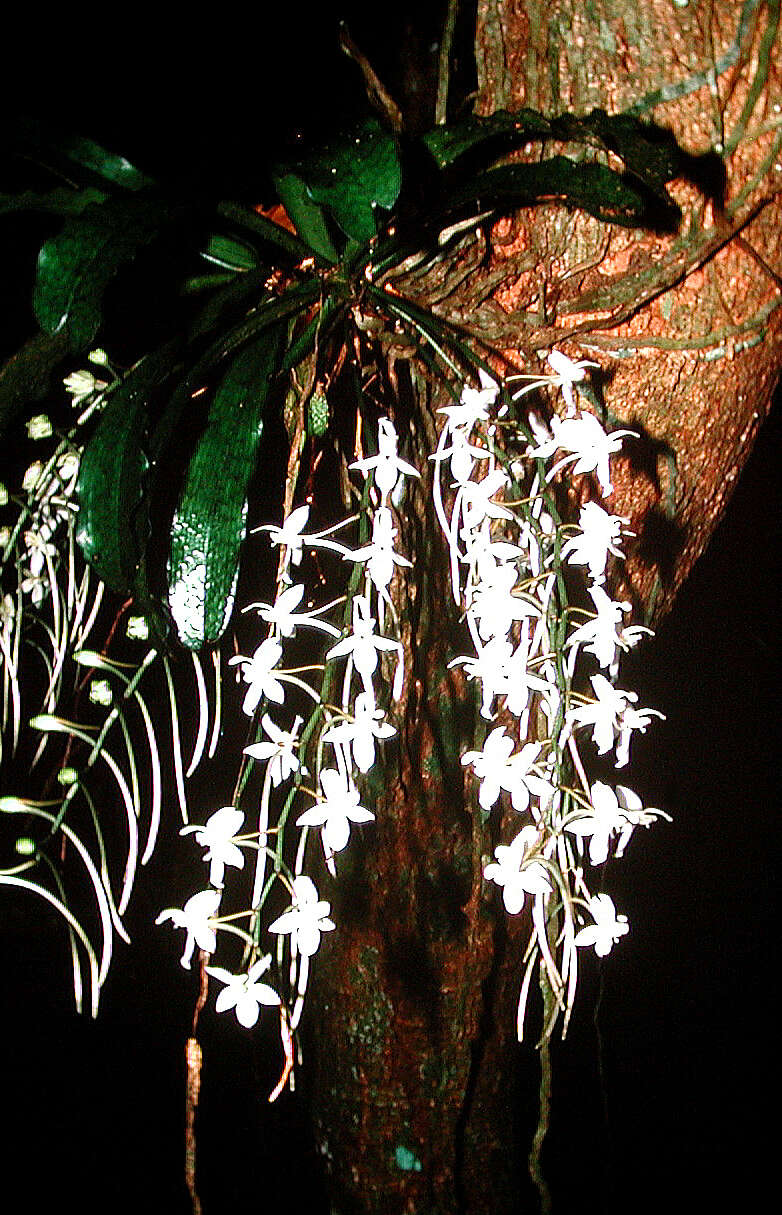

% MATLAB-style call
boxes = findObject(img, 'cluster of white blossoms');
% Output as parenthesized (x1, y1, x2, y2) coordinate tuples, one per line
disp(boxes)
(432, 353, 668, 1038)
(160, 352, 668, 1053)
(1, 372, 100, 767)
(158, 418, 417, 1044)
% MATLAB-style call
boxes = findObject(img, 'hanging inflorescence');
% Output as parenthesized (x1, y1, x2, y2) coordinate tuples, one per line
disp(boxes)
(160, 352, 668, 1074)
(156, 415, 420, 1077)
(430, 354, 669, 1039)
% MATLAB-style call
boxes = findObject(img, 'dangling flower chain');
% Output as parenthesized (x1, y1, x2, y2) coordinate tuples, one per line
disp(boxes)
(158, 418, 418, 1078)
(431, 353, 669, 1040)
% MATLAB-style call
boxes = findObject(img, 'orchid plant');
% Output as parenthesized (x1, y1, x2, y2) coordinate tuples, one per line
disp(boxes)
(0, 109, 677, 1200)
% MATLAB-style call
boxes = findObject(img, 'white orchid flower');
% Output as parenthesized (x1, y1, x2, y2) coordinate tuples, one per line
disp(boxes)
(560, 501, 632, 583)
(247, 583, 340, 639)
(461, 726, 517, 811)
(348, 506, 412, 598)
(565, 782, 630, 865)
(613, 786, 671, 857)
(458, 468, 513, 532)
(254, 504, 352, 581)
(468, 562, 540, 643)
(614, 702, 665, 768)
(431, 427, 492, 486)
(528, 410, 637, 498)
(510, 349, 599, 411)
(326, 594, 403, 697)
(229, 637, 285, 714)
(244, 714, 304, 786)
(449, 636, 514, 720)
(296, 767, 375, 853)
(483, 826, 552, 915)
(350, 417, 420, 502)
(438, 369, 499, 430)
(502, 622, 554, 719)
(567, 584, 634, 671)
(321, 691, 396, 773)
(64, 368, 107, 407)
(156, 888, 222, 968)
(504, 742, 555, 814)
(180, 806, 245, 888)
(268, 875, 335, 957)
(568, 673, 636, 756)
(574, 893, 629, 957)
(205, 955, 280, 1027)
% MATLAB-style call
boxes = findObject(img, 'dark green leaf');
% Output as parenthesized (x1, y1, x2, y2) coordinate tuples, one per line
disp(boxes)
(2, 118, 154, 192)
(202, 233, 259, 272)
(55, 132, 154, 191)
(448, 156, 679, 229)
(278, 119, 401, 244)
(0, 187, 107, 217)
(166, 324, 285, 649)
(301, 119, 401, 241)
(420, 109, 552, 169)
(75, 349, 176, 592)
(558, 109, 680, 194)
(33, 196, 179, 352)
(152, 279, 320, 465)
(187, 267, 273, 342)
(272, 171, 339, 263)
(216, 200, 312, 264)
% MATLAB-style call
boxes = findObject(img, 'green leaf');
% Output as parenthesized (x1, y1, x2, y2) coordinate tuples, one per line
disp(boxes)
(33, 196, 178, 352)
(300, 119, 402, 242)
(0, 187, 107, 217)
(272, 170, 339, 264)
(75, 347, 176, 592)
(420, 109, 552, 169)
(2, 118, 154, 192)
(167, 324, 285, 649)
(216, 200, 312, 264)
(54, 132, 154, 191)
(448, 156, 678, 229)
(202, 232, 259, 271)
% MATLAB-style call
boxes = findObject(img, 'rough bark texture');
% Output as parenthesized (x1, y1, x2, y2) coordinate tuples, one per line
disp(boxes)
(306, 4, 782, 1212)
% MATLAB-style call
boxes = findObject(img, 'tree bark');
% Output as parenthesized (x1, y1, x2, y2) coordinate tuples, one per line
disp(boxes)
(306, 4, 782, 1212)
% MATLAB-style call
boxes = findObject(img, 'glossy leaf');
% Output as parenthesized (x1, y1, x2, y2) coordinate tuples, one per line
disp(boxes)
(448, 156, 678, 230)
(421, 109, 551, 169)
(216, 200, 312, 264)
(34, 196, 177, 352)
(76, 347, 176, 592)
(167, 325, 284, 649)
(283, 119, 401, 243)
(272, 171, 339, 264)
(202, 233, 259, 271)
(2, 117, 154, 192)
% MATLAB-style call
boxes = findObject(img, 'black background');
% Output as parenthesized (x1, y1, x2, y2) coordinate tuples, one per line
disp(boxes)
(2, 5, 780, 1212)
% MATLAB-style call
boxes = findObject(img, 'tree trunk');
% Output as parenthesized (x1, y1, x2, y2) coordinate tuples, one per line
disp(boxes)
(306, 4, 782, 1211)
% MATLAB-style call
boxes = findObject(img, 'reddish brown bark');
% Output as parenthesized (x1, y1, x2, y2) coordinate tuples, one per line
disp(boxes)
(306, 5, 782, 1213)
